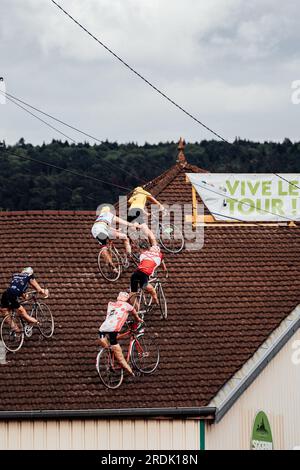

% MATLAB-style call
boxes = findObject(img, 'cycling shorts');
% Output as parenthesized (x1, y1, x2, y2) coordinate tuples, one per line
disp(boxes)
(131, 270, 149, 292)
(0, 289, 20, 309)
(127, 208, 145, 224)
(99, 331, 118, 346)
(96, 232, 109, 246)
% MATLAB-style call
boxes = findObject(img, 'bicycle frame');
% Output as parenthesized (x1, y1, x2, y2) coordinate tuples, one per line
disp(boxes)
(134, 276, 158, 311)
(107, 241, 128, 267)
(5, 294, 38, 327)
(21, 293, 41, 320)
(106, 324, 143, 370)
(117, 325, 140, 363)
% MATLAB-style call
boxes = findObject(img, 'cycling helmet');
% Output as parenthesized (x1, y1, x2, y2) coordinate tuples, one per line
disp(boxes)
(139, 240, 150, 250)
(22, 267, 33, 276)
(100, 205, 111, 213)
(117, 291, 130, 302)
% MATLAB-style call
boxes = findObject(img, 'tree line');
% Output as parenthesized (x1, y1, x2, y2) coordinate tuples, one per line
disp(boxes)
(0, 137, 299, 211)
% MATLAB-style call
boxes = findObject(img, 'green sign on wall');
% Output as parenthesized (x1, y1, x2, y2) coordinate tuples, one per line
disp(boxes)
(251, 411, 273, 450)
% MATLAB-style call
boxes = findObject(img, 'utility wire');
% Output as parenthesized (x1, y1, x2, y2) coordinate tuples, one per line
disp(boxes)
(4, 90, 300, 213)
(50, 0, 229, 143)
(1, 89, 101, 143)
(49, 0, 300, 199)
(208, 210, 258, 224)
(5, 95, 77, 143)
(1, 150, 296, 221)
(273, 173, 300, 192)
(1, 149, 259, 223)
(1, 150, 132, 192)
(0, 89, 147, 184)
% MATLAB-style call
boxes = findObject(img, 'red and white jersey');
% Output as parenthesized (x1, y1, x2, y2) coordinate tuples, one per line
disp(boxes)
(99, 301, 133, 333)
(138, 249, 163, 276)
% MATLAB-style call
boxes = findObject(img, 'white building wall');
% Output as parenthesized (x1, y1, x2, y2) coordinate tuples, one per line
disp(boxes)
(206, 329, 300, 450)
(0, 418, 199, 450)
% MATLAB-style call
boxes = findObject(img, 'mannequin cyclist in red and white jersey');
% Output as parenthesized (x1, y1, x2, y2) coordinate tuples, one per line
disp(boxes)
(98, 291, 143, 376)
(130, 240, 167, 305)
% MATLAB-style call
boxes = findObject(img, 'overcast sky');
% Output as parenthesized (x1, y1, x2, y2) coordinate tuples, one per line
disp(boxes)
(1, 0, 300, 145)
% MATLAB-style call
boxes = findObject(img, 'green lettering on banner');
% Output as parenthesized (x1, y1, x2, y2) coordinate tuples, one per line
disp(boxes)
(255, 199, 265, 215)
(262, 181, 272, 196)
(248, 181, 260, 196)
(289, 181, 299, 196)
(271, 199, 285, 215)
(228, 199, 236, 214)
(292, 198, 298, 215)
(226, 180, 239, 196)
(238, 198, 255, 214)
(241, 181, 246, 196)
(278, 181, 288, 196)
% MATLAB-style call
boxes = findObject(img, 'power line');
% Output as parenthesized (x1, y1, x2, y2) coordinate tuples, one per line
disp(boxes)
(273, 173, 300, 192)
(193, 179, 295, 222)
(1, 150, 132, 192)
(5, 94, 77, 143)
(0, 88, 147, 184)
(1, 150, 262, 223)
(1, 89, 101, 142)
(4, 88, 300, 212)
(50, 0, 229, 143)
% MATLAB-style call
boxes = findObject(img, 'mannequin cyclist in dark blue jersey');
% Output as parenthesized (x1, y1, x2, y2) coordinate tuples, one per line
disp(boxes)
(0, 267, 48, 328)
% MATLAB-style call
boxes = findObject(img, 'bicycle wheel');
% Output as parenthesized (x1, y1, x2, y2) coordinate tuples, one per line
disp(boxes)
(0, 315, 24, 352)
(131, 334, 160, 374)
(36, 303, 54, 338)
(98, 247, 121, 282)
(159, 223, 184, 254)
(96, 348, 124, 389)
(157, 283, 167, 319)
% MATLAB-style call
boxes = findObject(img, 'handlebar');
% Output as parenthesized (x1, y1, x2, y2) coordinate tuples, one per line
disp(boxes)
(23, 289, 49, 301)
(149, 208, 168, 221)
(126, 320, 145, 331)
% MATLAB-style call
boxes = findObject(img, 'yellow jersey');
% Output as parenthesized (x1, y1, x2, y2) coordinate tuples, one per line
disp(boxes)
(129, 188, 152, 210)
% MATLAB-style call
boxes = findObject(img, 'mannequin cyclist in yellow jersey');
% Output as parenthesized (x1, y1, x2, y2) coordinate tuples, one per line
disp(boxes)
(128, 186, 164, 246)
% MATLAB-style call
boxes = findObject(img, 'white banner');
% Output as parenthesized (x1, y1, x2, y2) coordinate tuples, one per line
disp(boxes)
(186, 173, 300, 222)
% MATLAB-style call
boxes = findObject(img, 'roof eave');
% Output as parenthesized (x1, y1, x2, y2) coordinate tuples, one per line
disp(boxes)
(0, 407, 216, 421)
(213, 304, 300, 423)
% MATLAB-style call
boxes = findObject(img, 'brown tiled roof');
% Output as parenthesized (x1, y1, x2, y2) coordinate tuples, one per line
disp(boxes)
(144, 161, 207, 203)
(1, 166, 300, 413)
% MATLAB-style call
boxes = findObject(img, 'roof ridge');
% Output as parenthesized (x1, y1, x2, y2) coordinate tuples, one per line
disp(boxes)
(143, 161, 207, 198)
(144, 163, 182, 197)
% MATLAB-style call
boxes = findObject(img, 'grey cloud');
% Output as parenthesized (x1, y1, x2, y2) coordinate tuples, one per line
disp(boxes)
(0, 0, 300, 145)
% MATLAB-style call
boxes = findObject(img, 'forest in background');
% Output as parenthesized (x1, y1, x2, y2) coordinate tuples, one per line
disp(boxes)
(0, 137, 299, 211)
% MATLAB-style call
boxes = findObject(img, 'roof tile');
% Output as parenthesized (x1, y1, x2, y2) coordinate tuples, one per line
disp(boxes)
(0, 162, 300, 411)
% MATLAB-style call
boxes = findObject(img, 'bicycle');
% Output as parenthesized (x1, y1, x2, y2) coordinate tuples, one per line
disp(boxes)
(96, 321, 160, 389)
(134, 274, 168, 320)
(97, 239, 138, 282)
(0, 290, 54, 353)
(150, 210, 184, 254)
(97, 209, 184, 282)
